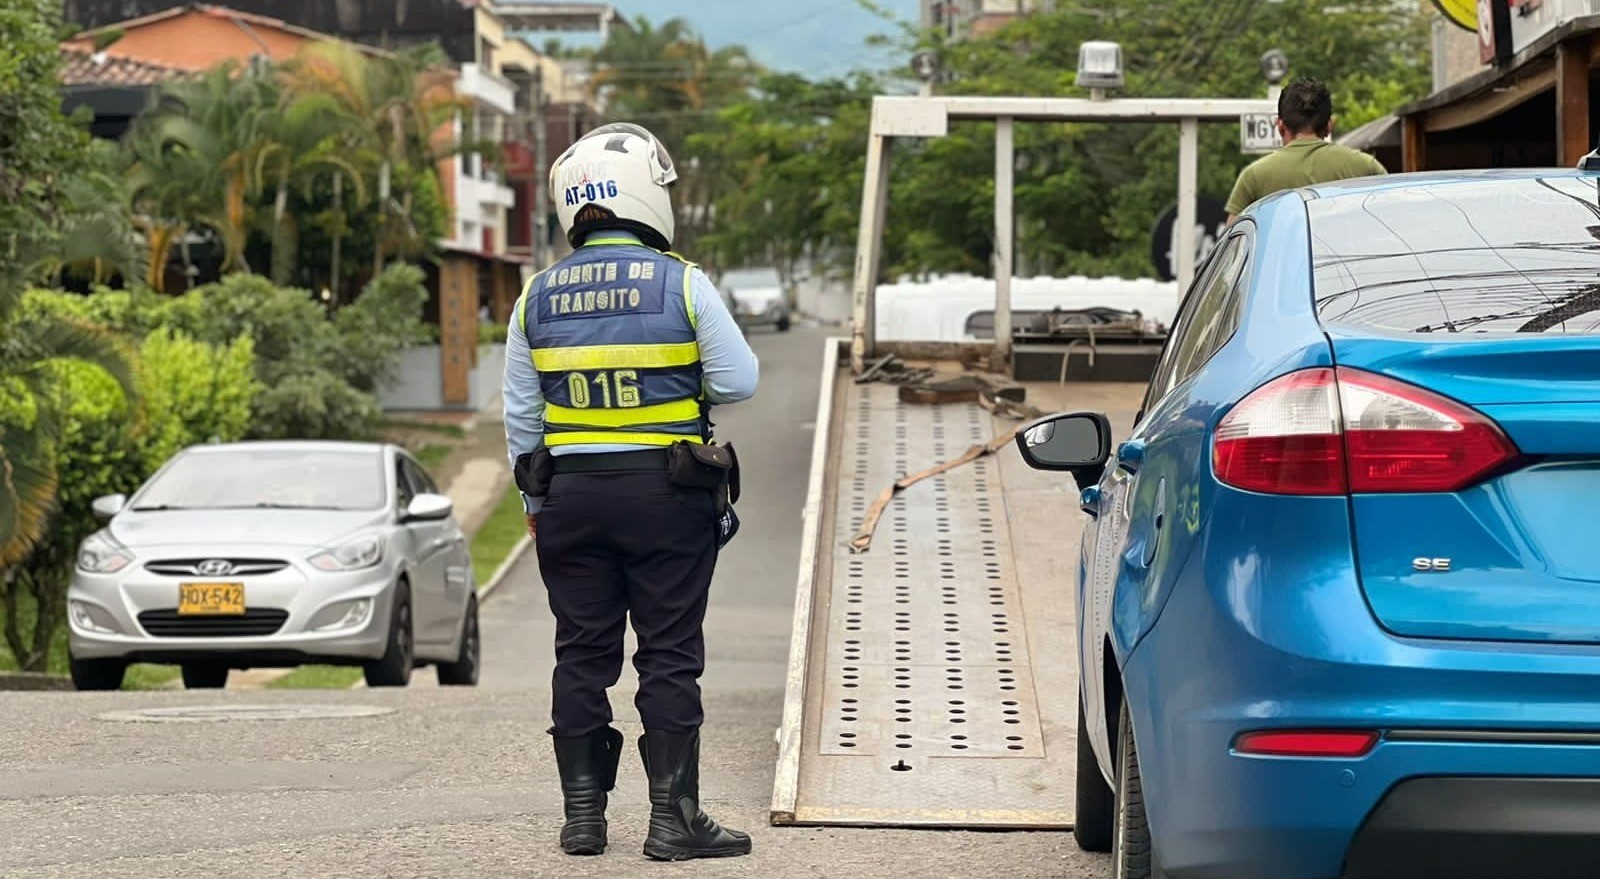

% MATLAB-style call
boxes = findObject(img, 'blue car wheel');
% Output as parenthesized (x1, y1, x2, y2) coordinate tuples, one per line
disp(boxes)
(1113, 699, 1162, 879)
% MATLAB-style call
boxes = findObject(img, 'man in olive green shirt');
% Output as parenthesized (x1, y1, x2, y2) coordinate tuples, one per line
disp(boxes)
(1225, 77, 1387, 223)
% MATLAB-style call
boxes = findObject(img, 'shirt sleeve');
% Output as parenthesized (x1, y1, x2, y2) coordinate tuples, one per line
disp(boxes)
(502, 292, 546, 515)
(689, 268, 759, 405)
(1225, 165, 1258, 216)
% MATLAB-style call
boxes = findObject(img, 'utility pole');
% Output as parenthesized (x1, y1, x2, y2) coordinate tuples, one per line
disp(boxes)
(532, 63, 550, 269)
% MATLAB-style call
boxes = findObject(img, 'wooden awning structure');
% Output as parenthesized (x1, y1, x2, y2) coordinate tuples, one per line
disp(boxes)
(1397, 14, 1600, 171)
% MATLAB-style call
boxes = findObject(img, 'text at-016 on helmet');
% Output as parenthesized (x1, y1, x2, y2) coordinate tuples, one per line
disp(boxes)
(549, 122, 679, 252)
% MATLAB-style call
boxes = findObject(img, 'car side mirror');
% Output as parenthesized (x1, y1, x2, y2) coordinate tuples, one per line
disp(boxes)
(1014, 412, 1112, 488)
(91, 494, 127, 520)
(403, 493, 453, 522)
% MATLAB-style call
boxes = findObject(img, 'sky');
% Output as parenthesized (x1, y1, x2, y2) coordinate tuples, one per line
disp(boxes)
(527, 0, 922, 78)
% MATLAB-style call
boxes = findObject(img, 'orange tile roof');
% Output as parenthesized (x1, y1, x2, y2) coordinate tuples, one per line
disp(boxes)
(58, 48, 187, 87)
(60, 3, 394, 72)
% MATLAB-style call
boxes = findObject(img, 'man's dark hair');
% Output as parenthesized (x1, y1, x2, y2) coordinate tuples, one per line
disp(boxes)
(1277, 77, 1333, 137)
(575, 204, 614, 226)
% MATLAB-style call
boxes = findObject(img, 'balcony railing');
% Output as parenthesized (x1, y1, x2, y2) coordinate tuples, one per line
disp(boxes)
(459, 63, 516, 115)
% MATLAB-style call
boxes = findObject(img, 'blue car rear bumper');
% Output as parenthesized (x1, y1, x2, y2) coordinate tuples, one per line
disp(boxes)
(1121, 502, 1600, 879)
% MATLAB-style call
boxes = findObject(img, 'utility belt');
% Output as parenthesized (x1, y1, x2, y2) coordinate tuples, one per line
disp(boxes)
(515, 442, 742, 548)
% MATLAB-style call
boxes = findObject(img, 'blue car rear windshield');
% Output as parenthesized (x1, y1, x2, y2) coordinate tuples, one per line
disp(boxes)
(1309, 176, 1600, 336)
(135, 448, 385, 511)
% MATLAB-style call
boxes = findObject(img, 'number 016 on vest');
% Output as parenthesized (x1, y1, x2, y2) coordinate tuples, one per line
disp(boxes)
(567, 370, 642, 409)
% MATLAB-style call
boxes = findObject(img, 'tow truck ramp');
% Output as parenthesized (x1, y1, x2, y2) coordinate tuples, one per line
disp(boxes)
(772, 338, 1083, 829)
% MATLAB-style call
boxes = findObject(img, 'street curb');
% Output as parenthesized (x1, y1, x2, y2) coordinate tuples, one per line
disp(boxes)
(479, 534, 532, 602)
(0, 672, 74, 692)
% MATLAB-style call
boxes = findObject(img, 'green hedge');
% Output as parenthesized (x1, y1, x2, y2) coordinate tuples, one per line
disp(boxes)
(0, 327, 257, 672)
(1, 264, 429, 674)
(25, 263, 429, 441)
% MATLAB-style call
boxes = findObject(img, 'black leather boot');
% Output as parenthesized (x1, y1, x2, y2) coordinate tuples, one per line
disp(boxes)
(639, 729, 752, 861)
(552, 727, 624, 855)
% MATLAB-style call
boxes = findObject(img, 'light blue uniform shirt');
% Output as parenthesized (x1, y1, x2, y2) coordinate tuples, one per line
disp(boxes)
(503, 230, 760, 514)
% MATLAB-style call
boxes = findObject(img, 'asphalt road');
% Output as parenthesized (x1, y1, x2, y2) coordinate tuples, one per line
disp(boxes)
(0, 325, 1108, 879)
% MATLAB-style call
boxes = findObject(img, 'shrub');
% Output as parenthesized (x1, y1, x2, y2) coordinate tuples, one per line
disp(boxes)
(23, 287, 180, 338)
(329, 263, 433, 393)
(175, 265, 428, 439)
(252, 370, 381, 441)
(479, 321, 508, 345)
(2, 329, 256, 672)
(133, 329, 258, 471)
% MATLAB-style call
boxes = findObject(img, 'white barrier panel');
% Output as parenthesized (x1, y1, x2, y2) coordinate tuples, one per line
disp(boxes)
(875, 274, 1180, 342)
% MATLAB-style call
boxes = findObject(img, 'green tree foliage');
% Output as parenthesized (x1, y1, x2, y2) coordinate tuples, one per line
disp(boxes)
(0, 326, 256, 671)
(589, 16, 761, 256)
(3, 264, 423, 670)
(126, 44, 462, 294)
(690, 72, 883, 284)
(697, 0, 1431, 281)
(173, 266, 430, 440)
(328, 263, 434, 394)
(175, 275, 361, 438)
(0, 0, 136, 568)
(22, 264, 428, 444)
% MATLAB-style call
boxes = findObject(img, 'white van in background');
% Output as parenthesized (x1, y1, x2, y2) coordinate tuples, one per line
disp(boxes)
(874, 274, 1179, 342)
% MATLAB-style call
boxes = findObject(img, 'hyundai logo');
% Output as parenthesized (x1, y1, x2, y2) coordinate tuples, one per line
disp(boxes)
(196, 559, 234, 576)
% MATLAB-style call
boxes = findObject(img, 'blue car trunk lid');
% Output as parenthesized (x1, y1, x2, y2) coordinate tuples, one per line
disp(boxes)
(1330, 333, 1600, 644)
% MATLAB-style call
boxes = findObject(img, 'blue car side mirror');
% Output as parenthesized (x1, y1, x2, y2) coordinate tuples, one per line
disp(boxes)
(1015, 411, 1113, 490)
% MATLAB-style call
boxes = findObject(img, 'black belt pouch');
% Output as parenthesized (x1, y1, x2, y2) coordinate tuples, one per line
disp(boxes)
(514, 447, 555, 498)
(667, 441, 733, 491)
(669, 441, 742, 513)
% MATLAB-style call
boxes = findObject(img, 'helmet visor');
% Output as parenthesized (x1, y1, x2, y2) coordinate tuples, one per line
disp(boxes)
(584, 122, 678, 187)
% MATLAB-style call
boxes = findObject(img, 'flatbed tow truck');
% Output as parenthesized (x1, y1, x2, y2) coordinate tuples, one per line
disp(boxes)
(769, 92, 1269, 829)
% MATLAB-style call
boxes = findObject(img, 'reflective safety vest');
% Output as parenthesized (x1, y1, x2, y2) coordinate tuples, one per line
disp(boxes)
(520, 238, 706, 447)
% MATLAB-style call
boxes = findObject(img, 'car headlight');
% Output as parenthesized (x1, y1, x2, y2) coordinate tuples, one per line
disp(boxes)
(77, 532, 134, 574)
(309, 534, 384, 572)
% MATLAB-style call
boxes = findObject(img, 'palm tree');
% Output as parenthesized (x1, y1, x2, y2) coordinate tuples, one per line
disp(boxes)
(252, 90, 369, 286)
(37, 140, 147, 288)
(125, 119, 208, 292)
(138, 62, 283, 275)
(283, 43, 467, 280)
(588, 18, 760, 255)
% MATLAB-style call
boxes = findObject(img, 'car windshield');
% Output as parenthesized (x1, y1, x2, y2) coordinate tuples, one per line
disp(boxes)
(133, 448, 385, 511)
(1310, 176, 1600, 336)
(720, 268, 781, 291)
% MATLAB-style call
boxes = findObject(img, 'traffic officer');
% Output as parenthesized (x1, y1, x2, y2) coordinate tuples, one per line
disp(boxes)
(502, 122, 758, 861)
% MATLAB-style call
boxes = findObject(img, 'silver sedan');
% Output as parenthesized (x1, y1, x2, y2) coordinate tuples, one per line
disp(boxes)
(67, 441, 480, 690)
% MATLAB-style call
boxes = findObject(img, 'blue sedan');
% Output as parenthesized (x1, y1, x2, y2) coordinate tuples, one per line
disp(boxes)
(1018, 170, 1600, 879)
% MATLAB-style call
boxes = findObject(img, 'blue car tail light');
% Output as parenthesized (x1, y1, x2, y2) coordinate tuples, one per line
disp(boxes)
(1232, 729, 1380, 758)
(1213, 367, 1523, 496)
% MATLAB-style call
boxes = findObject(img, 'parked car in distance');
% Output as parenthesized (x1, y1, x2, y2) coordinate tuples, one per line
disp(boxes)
(68, 441, 480, 691)
(718, 267, 792, 332)
(1019, 169, 1600, 879)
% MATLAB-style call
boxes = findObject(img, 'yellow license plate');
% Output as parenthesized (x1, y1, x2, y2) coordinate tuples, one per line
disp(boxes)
(178, 583, 245, 616)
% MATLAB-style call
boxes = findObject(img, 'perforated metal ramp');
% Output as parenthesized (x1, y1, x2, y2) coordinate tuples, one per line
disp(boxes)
(773, 350, 1085, 829)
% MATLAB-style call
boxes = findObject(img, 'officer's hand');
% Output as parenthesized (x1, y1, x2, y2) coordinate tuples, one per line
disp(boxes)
(525, 513, 538, 539)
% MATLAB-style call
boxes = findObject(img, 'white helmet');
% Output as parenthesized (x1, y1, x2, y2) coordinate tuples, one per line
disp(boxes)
(549, 122, 678, 251)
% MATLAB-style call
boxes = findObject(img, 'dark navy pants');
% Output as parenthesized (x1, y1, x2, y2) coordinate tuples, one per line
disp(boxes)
(535, 469, 719, 737)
